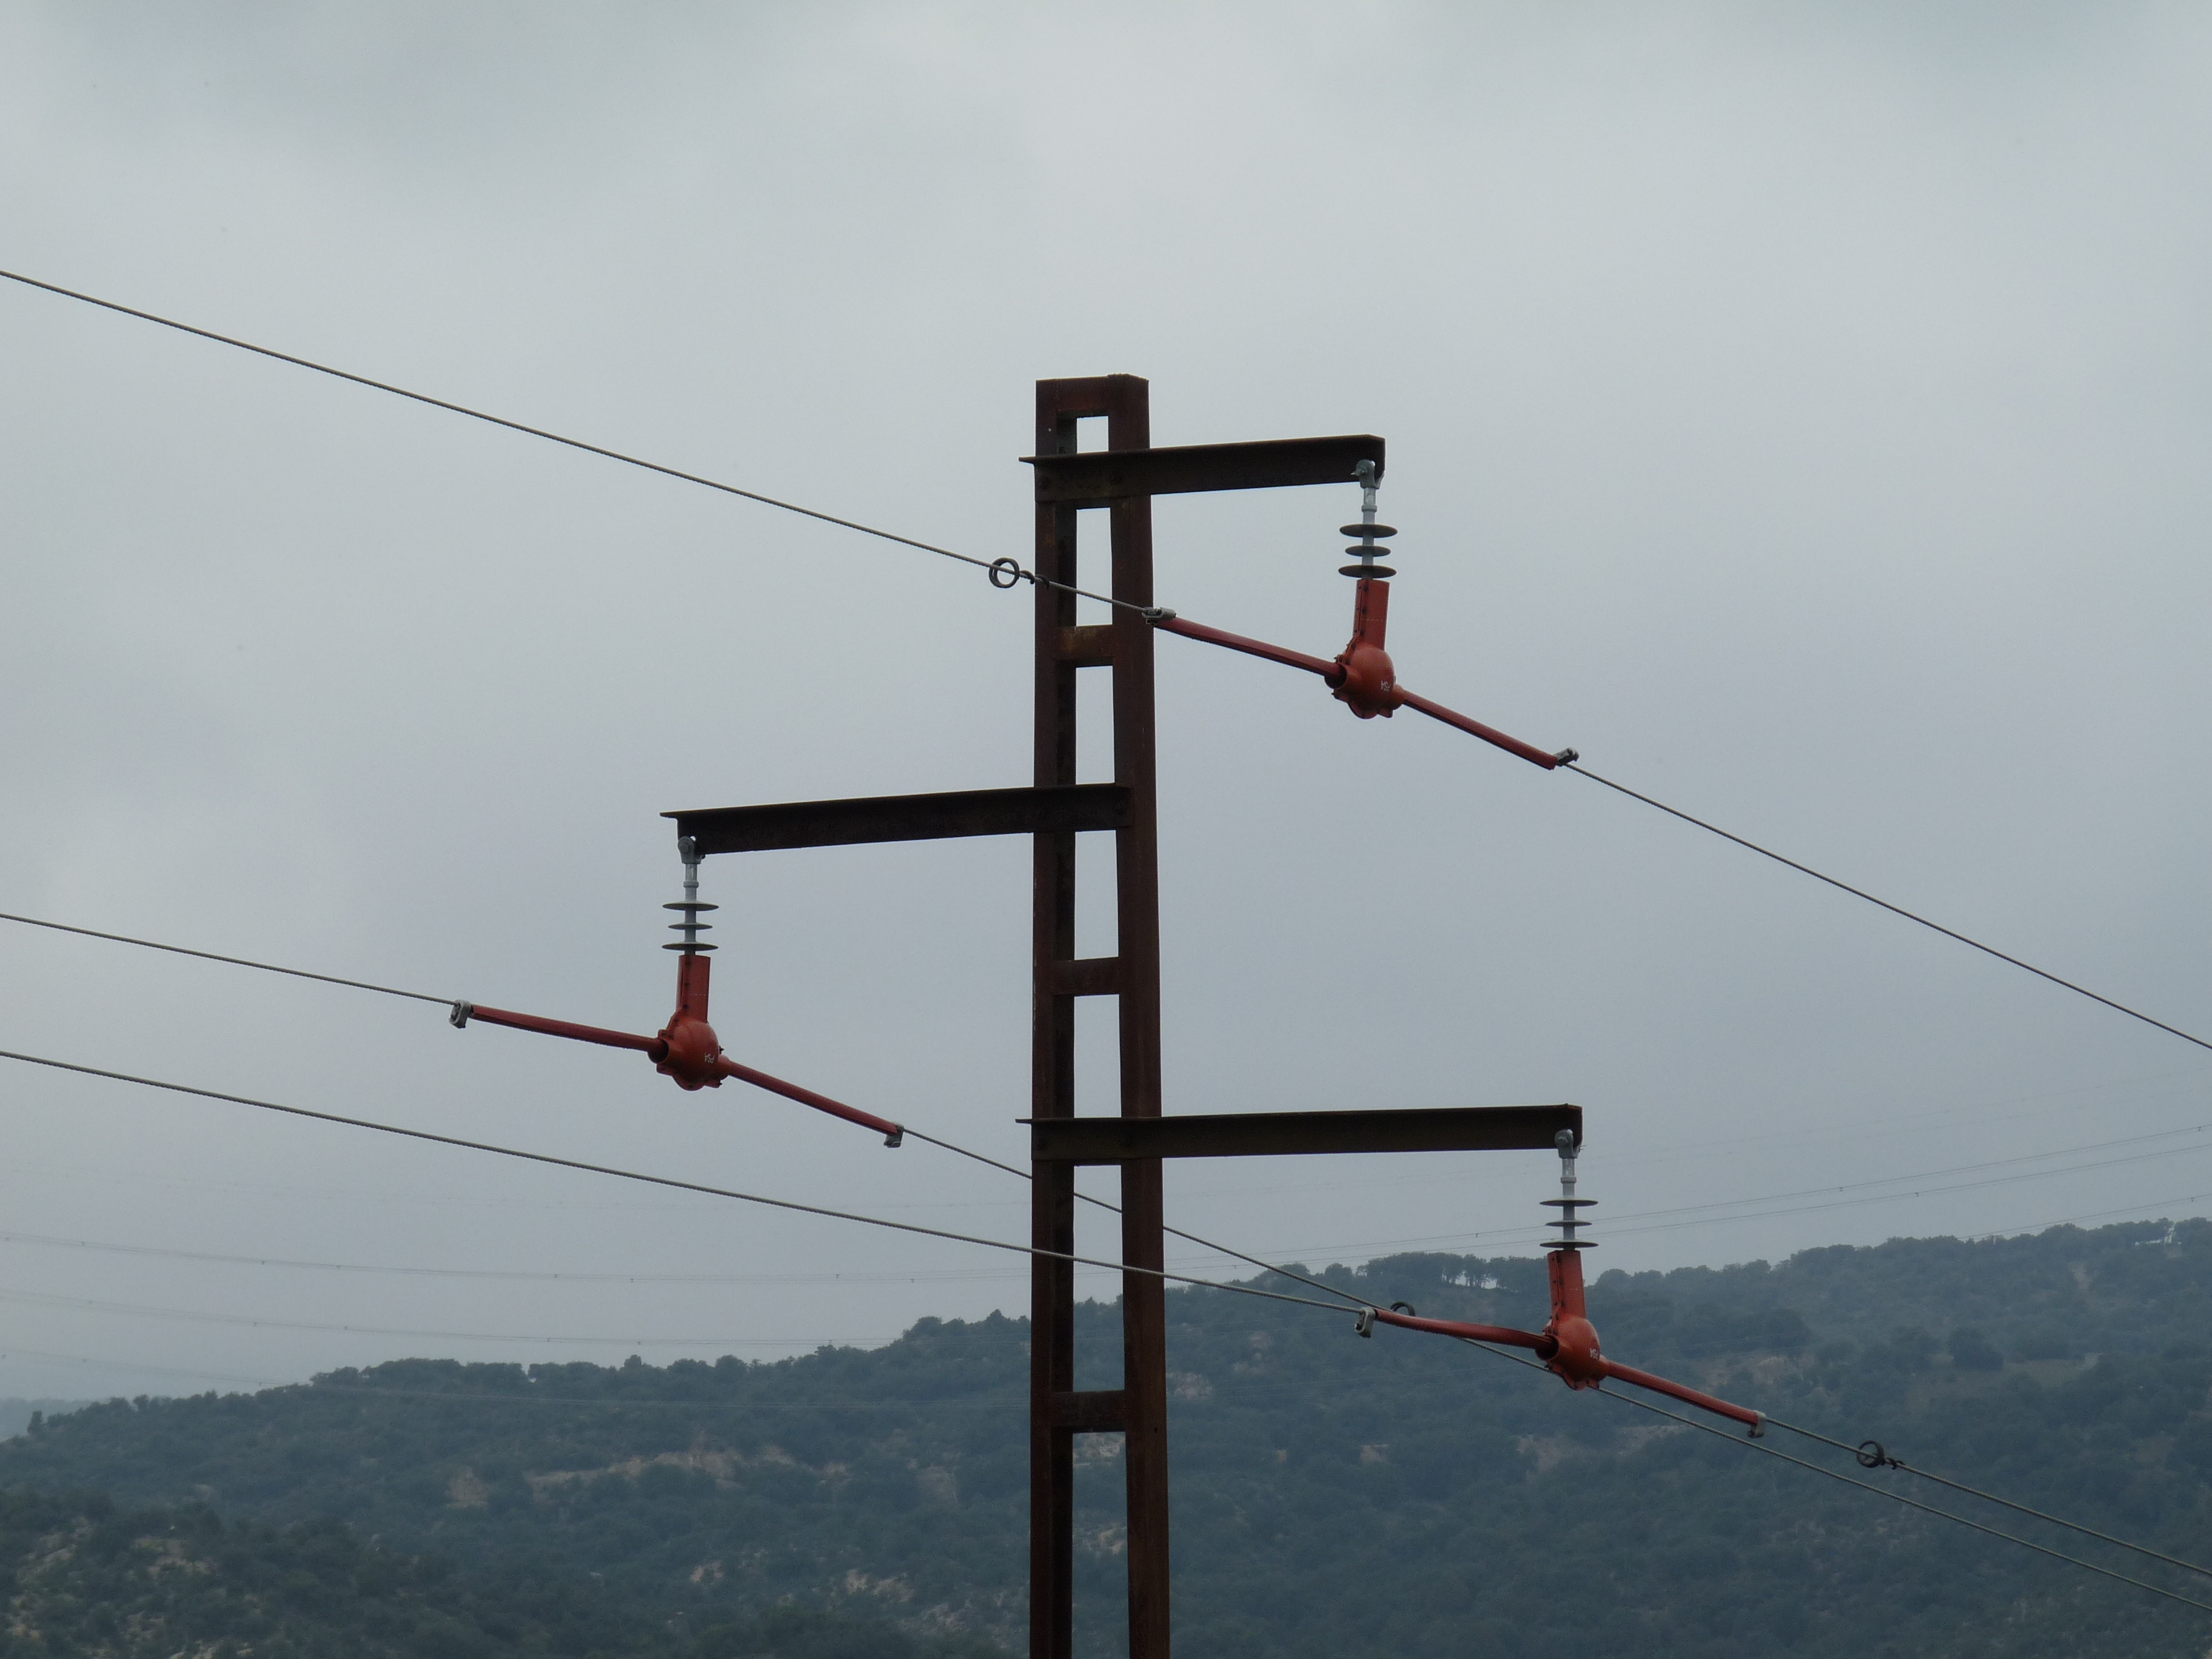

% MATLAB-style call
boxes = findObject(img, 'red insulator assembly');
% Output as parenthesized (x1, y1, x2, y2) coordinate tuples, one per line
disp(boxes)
(1359, 1129, 1765, 1435)
(447, 839, 903, 1146)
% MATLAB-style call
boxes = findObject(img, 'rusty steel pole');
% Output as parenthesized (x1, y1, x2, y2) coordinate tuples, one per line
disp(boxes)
(1031, 374, 1169, 1659)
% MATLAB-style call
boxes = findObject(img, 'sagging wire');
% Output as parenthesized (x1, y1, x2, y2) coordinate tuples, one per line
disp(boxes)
(12, 269, 2210, 1060)
(0, 1047, 1358, 1323)
(1453, 1335, 2212, 1616)
(1562, 762, 2212, 1056)
(0, 908, 1364, 1309)
(900, 1128, 1366, 1312)
(0, 910, 453, 1006)
(1766, 1416, 2212, 1584)
(0, 267, 1138, 617)
(12, 1036, 2207, 1617)
(7, 897, 2199, 1273)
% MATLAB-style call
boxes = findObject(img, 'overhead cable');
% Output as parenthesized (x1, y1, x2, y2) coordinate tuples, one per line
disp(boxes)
(0, 1047, 1353, 1321)
(0, 910, 451, 1005)
(7, 267, 2203, 1059)
(0, 1283, 883, 1349)
(1767, 1415, 2212, 1584)
(0, 266, 1132, 615)
(1458, 1336, 2212, 1616)
(12, 1045, 2196, 1613)
(1564, 763, 2212, 1056)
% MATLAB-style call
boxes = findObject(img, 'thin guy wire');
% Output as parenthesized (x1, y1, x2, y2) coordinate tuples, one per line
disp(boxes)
(1563, 763, 2212, 1056)
(0, 911, 452, 1005)
(0, 267, 1136, 615)
(1453, 1336, 2212, 1616)
(902, 1128, 1368, 1310)
(1763, 1415, 2212, 1582)
(0, 1048, 1356, 1321)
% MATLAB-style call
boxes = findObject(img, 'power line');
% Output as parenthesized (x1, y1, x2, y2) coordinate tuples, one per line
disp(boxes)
(1564, 762, 2212, 1056)
(9, 267, 2205, 1065)
(12, 1050, 2196, 1614)
(0, 911, 451, 1005)
(1456, 1335, 2212, 1616)
(0, 1226, 1048, 1287)
(0, 902, 1356, 1308)
(8, 898, 2197, 1264)
(902, 1128, 1365, 1312)
(0, 1047, 1355, 1322)
(0, 899, 1364, 1304)
(1767, 1415, 2212, 1584)
(0, 266, 1133, 615)
(0, 1284, 888, 1349)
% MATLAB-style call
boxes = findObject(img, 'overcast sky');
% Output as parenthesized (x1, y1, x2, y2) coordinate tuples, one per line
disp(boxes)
(1, 2, 2208, 1400)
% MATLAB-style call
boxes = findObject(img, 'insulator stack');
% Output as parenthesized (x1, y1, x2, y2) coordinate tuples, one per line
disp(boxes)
(1339, 457, 1398, 577)
(663, 835, 717, 954)
(1541, 1128, 1596, 1251)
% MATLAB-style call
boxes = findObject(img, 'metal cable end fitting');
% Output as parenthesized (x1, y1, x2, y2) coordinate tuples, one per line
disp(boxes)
(449, 1000, 474, 1030)
(1355, 1307, 1377, 1338)
(1142, 606, 1177, 623)
(1552, 748, 1580, 765)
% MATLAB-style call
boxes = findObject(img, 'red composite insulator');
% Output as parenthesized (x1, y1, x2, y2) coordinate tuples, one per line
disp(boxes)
(1330, 577, 1400, 720)
(1544, 1248, 1607, 1389)
(654, 953, 725, 1091)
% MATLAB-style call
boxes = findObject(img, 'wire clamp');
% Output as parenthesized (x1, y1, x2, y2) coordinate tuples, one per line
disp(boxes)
(1355, 1307, 1377, 1338)
(1552, 748, 1580, 765)
(1142, 606, 1177, 623)
(448, 1000, 474, 1029)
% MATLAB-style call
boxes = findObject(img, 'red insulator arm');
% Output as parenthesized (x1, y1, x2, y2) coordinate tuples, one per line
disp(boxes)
(1392, 689, 1562, 770)
(1369, 1308, 1766, 1433)
(1598, 1359, 1766, 1432)
(716, 1057, 905, 1147)
(460, 1004, 663, 1056)
(1153, 615, 1341, 680)
(1153, 614, 1564, 769)
(1372, 1307, 1555, 1355)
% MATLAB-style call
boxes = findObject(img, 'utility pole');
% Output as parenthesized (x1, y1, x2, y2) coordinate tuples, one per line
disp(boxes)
(663, 376, 1580, 1659)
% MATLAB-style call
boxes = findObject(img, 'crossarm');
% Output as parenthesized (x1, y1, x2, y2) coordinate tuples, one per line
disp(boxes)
(457, 1004, 663, 1056)
(1393, 689, 1565, 770)
(717, 1058, 905, 1147)
(1598, 1359, 1766, 1432)
(1370, 1307, 1766, 1433)
(1151, 615, 1340, 679)
(1372, 1307, 1555, 1354)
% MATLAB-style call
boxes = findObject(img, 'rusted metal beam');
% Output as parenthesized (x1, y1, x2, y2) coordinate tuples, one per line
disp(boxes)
(1027, 1104, 1583, 1165)
(668, 782, 1129, 856)
(1048, 1389, 1130, 1431)
(1025, 434, 1386, 504)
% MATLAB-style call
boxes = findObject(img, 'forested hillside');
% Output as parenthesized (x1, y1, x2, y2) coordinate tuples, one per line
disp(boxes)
(8, 1219, 2212, 1658)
